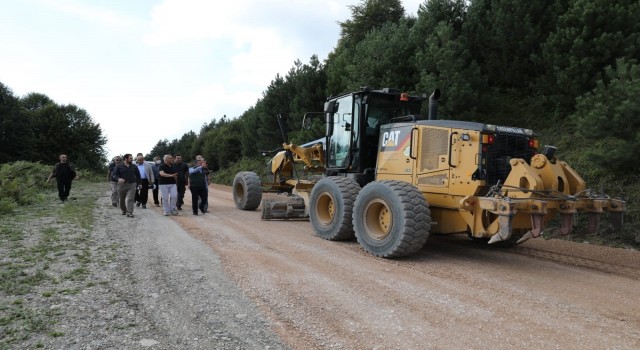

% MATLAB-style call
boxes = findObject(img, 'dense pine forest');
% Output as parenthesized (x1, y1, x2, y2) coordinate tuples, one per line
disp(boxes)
(1, 0, 638, 243)
(147, 0, 639, 243)
(0, 87, 107, 171)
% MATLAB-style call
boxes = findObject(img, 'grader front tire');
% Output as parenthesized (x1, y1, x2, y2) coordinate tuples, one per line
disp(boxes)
(232, 171, 262, 210)
(309, 177, 360, 241)
(353, 180, 431, 258)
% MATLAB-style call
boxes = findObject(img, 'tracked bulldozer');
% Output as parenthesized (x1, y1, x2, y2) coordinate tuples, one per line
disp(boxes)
(232, 87, 625, 258)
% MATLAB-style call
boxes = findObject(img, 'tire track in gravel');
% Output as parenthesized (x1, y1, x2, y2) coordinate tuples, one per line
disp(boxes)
(173, 184, 640, 350)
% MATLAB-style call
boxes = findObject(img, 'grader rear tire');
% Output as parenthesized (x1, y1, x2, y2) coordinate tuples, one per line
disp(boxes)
(309, 176, 360, 240)
(233, 171, 262, 210)
(353, 180, 431, 258)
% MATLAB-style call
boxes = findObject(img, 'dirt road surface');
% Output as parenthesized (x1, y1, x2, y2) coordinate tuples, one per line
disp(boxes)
(169, 184, 640, 349)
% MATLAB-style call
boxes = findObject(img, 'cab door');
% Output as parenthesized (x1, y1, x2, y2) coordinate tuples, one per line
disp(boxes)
(327, 95, 357, 169)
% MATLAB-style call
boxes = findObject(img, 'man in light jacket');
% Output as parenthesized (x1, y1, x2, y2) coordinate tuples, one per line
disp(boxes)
(134, 155, 155, 209)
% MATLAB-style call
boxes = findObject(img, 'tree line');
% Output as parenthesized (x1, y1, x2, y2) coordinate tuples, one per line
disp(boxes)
(148, 0, 639, 180)
(0, 85, 107, 171)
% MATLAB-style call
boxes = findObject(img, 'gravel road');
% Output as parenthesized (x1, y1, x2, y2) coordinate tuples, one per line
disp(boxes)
(42, 188, 288, 349)
(32, 184, 640, 349)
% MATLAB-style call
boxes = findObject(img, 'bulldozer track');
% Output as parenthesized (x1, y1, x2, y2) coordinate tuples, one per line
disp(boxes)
(508, 245, 640, 280)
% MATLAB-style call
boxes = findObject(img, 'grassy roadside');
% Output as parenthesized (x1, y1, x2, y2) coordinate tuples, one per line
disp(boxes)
(0, 180, 103, 349)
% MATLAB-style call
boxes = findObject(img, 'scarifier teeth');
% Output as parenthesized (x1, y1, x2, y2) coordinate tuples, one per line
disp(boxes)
(609, 212, 624, 232)
(560, 214, 574, 235)
(488, 215, 513, 244)
(530, 214, 544, 238)
(516, 231, 534, 244)
(587, 213, 601, 234)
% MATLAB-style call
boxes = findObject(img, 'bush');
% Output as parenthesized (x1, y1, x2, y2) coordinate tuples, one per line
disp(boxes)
(0, 197, 18, 213)
(211, 157, 268, 186)
(0, 161, 51, 213)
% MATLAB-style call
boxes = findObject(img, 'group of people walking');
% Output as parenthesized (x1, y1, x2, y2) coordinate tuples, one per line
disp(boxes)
(107, 153, 210, 217)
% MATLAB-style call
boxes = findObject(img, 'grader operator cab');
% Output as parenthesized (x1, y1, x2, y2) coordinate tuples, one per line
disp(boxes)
(232, 87, 625, 258)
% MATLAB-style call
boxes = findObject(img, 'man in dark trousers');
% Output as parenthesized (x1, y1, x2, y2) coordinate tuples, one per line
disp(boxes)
(107, 156, 122, 207)
(134, 155, 155, 209)
(47, 154, 77, 202)
(113, 153, 141, 218)
(195, 154, 211, 213)
(151, 156, 161, 207)
(173, 154, 190, 210)
(188, 158, 209, 215)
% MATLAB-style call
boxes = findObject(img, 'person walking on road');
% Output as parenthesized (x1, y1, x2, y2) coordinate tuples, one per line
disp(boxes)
(151, 156, 161, 207)
(107, 156, 122, 207)
(47, 154, 77, 202)
(188, 158, 209, 215)
(158, 154, 179, 216)
(134, 155, 154, 209)
(173, 154, 189, 211)
(113, 153, 140, 218)
(195, 154, 211, 213)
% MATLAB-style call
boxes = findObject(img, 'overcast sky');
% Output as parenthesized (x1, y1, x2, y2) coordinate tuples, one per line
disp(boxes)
(0, 0, 424, 160)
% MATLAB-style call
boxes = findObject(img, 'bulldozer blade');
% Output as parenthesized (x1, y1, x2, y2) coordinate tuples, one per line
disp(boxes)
(261, 197, 307, 220)
(587, 212, 601, 234)
(488, 215, 513, 244)
(560, 213, 574, 235)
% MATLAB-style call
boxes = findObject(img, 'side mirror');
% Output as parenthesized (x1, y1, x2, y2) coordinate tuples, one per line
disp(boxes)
(302, 112, 325, 130)
(324, 100, 336, 113)
(302, 115, 312, 130)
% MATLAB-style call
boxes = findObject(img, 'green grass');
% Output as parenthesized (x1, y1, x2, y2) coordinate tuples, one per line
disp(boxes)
(0, 180, 102, 347)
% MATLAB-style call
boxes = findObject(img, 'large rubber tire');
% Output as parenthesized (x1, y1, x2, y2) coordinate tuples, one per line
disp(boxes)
(232, 171, 262, 210)
(309, 176, 361, 240)
(353, 180, 431, 258)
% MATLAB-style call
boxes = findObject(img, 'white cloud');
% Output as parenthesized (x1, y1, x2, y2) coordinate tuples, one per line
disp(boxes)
(1, 0, 425, 160)
(34, 0, 141, 30)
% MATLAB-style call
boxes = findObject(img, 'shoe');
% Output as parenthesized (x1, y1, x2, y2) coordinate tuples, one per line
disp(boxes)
(121, 212, 126, 215)
(142, 204, 146, 209)
(112, 203, 117, 207)
(136, 202, 141, 207)
(193, 212, 198, 215)
(177, 206, 182, 211)
(170, 210, 179, 216)
(202, 209, 209, 213)
(164, 212, 169, 216)
(154, 203, 160, 207)
(127, 213, 134, 218)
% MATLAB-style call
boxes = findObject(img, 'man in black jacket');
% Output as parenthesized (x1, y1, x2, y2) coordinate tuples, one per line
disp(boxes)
(47, 154, 77, 202)
(113, 153, 141, 217)
(173, 154, 190, 210)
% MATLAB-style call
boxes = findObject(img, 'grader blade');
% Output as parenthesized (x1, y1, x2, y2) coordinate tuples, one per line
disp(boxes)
(261, 196, 307, 220)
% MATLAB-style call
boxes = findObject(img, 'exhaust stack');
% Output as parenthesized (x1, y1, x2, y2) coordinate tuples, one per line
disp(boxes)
(429, 89, 441, 120)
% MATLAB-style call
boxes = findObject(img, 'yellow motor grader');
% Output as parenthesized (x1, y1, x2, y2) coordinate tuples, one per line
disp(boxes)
(232, 87, 625, 258)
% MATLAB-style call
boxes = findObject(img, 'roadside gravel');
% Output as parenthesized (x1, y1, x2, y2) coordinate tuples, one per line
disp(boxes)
(4, 184, 287, 349)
